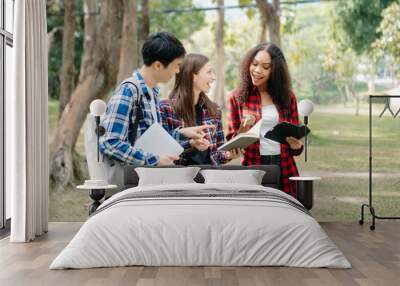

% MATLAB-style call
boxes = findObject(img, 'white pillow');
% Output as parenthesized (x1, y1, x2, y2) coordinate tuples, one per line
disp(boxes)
(135, 167, 201, 186)
(200, 169, 266, 185)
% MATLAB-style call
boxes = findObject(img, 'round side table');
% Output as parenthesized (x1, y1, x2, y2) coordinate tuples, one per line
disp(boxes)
(77, 184, 117, 215)
(289, 177, 321, 210)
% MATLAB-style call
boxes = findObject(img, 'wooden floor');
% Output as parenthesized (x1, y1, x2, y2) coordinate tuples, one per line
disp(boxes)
(0, 221, 399, 286)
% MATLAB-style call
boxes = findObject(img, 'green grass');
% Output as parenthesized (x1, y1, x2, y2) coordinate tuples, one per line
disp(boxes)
(311, 177, 400, 221)
(296, 111, 400, 173)
(48, 99, 86, 155)
(48, 101, 400, 222)
(48, 100, 59, 142)
(49, 188, 89, 222)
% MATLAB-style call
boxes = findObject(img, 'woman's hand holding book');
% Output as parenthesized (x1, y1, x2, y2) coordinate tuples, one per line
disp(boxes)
(238, 114, 256, 133)
(286, 137, 303, 150)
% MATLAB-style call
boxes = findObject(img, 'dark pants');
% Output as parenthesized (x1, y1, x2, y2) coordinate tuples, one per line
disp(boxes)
(260, 155, 281, 166)
(261, 155, 283, 190)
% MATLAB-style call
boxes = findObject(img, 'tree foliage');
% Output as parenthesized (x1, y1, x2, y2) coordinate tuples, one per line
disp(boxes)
(372, 2, 400, 65)
(47, 0, 84, 100)
(149, 0, 205, 40)
(47, 0, 205, 100)
(333, 0, 394, 55)
(238, 0, 258, 19)
(283, 2, 338, 103)
(321, 45, 358, 89)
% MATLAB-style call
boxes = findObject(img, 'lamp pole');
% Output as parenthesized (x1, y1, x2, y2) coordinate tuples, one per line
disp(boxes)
(95, 116, 100, 162)
(298, 99, 314, 163)
(90, 100, 107, 163)
(304, 115, 308, 162)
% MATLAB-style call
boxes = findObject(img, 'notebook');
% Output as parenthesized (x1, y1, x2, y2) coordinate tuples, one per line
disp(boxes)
(264, 122, 311, 145)
(134, 122, 184, 157)
(217, 120, 262, 151)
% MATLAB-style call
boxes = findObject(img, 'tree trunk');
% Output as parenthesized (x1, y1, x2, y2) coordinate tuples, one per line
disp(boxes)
(260, 16, 267, 43)
(141, 0, 150, 42)
(117, 0, 138, 83)
(214, 0, 225, 107)
(337, 85, 347, 107)
(345, 84, 359, 116)
(344, 84, 351, 101)
(49, 0, 124, 191)
(354, 92, 360, 116)
(47, 27, 62, 58)
(350, 82, 360, 116)
(255, 0, 281, 47)
(138, 0, 149, 66)
(59, 0, 76, 118)
(267, 0, 281, 47)
(367, 58, 375, 94)
(46, 0, 56, 9)
(79, 0, 97, 82)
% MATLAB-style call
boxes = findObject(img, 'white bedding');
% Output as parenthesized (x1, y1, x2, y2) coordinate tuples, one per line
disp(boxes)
(50, 183, 351, 269)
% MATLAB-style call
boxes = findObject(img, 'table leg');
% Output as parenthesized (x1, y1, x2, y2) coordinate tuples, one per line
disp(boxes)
(296, 181, 313, 210)
(88, 189, 105, 215)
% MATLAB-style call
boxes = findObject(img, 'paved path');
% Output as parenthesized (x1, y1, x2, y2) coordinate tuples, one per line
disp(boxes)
(301, 170, 400, 178)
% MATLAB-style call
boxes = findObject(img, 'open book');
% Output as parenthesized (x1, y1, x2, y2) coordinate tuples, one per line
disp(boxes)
(218, 121, 262, 151)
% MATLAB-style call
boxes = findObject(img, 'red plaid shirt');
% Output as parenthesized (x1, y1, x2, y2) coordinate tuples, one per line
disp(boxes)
(226, 88, 303, 197)
(159, 98, 229, 165)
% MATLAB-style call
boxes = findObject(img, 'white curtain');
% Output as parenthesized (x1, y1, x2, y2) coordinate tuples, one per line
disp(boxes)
(8, 0, 48, 242)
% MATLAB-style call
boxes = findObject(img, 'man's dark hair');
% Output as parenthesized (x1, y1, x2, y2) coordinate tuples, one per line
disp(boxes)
(142, 31, 186, 67)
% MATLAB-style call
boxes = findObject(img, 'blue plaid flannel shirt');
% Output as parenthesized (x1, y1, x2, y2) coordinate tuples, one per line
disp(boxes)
(100, 69, 187, 165)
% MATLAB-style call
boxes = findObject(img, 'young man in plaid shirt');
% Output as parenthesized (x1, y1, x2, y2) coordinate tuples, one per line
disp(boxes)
(100, 32, 212, 167)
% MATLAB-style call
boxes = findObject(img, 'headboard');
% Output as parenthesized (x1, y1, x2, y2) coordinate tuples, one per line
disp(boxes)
(123, 165, 281, 190)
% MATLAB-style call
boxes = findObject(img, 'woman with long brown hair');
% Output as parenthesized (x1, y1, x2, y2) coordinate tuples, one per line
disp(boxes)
(226, 43, 303, 197)
(160, 53, 232, 165)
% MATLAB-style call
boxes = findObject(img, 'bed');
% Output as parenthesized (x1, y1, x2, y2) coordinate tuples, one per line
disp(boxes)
(50, 165, 350, 269)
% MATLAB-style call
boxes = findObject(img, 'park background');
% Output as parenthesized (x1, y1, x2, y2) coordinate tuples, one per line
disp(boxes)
(43, 0, 400, 222)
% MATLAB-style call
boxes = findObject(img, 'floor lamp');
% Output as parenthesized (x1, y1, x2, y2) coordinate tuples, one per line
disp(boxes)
(298, 99, 314, 162)
(89, 99, 107, 162)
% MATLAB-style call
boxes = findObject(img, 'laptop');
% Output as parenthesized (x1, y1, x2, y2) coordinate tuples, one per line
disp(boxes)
(134, 122, 184, 157)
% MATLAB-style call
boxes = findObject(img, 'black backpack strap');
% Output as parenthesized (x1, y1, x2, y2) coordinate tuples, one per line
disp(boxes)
(121, 78, 143, 146)
(130, 90, 143, 145)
